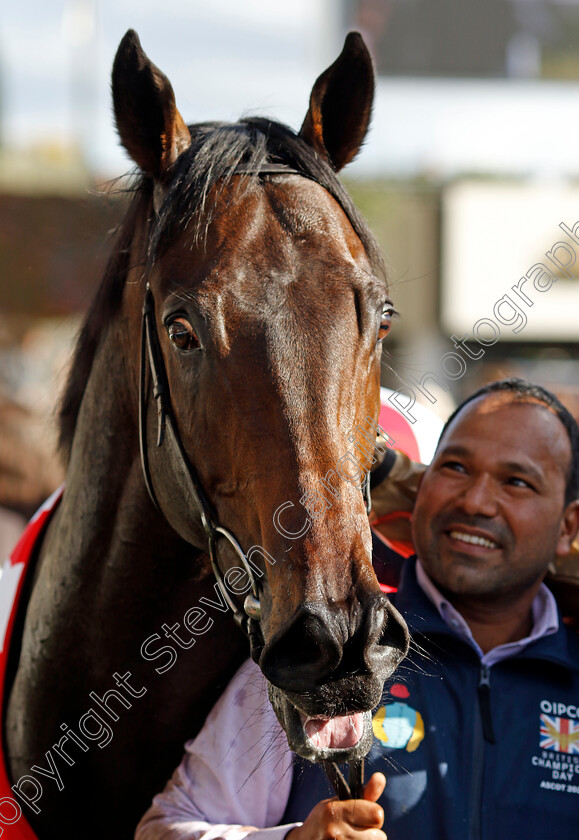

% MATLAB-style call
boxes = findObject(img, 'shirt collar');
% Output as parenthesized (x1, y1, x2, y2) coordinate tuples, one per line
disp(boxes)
(415, 558, 559, 666)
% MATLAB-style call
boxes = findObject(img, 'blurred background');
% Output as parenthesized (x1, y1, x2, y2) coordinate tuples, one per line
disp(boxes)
(1, 0, 579, 544)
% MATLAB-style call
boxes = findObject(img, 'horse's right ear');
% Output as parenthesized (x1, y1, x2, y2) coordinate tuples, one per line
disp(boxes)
(112, 30, 191, 180)
(300, 32, 374, 171)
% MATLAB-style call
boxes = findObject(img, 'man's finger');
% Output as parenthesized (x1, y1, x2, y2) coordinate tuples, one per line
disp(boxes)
(338, 799, 384, 829)
(363, 772, 386, 802)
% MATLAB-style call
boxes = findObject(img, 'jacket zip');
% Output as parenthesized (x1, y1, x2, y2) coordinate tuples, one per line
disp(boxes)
(469, 662, 496, 840)
(478, 663, 496, 744)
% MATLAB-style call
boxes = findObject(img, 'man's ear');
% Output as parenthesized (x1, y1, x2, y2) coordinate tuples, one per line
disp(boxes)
(556, 499, 579, 556)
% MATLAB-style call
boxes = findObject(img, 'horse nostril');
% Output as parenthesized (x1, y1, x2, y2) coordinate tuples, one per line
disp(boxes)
(260, 598, 409, 696)
(368, 599, 410, 668)
(385, 602, 410, 653)
(260, 609, 342, 693)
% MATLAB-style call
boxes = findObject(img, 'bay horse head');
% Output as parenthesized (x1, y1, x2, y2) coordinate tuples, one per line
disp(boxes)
(110, 31, 409, 764)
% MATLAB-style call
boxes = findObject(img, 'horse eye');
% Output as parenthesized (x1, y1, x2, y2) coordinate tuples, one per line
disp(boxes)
(378, 306, 395, 341)
(167, 317, 200, 350)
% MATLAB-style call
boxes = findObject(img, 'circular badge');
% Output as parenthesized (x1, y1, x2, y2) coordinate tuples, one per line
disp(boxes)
(372, 702, 425, 752)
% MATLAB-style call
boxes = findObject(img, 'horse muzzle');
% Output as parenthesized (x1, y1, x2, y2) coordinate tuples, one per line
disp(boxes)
(259, 596, 409, 761)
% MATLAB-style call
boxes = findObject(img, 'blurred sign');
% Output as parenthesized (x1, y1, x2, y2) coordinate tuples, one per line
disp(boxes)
(441, 181, 579, 342)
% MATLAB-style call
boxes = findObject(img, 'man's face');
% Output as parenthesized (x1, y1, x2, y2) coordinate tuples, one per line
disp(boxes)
(412, 394, 579, 606)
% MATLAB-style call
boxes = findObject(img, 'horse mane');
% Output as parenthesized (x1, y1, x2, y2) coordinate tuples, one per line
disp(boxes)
(58, 117, 386, 460)
(58, 185, 149, 459)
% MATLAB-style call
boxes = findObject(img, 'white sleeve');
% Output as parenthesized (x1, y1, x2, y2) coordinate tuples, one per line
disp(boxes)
(135, 659, 301, 840)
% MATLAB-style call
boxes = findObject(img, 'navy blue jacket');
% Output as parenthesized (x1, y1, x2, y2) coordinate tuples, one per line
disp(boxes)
(282, 559, 579, 840)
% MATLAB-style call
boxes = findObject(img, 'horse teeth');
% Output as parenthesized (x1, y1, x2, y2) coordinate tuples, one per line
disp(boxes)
(449, 531, 498, 549)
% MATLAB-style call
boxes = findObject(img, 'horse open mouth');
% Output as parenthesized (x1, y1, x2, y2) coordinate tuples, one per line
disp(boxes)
(302, 711, 367, 750)
(268, 683, 374, 762)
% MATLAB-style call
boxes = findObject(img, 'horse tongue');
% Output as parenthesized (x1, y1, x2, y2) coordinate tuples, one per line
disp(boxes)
(303, 713, 364, 750)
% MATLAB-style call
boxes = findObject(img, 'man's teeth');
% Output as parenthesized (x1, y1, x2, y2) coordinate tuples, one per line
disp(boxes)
(449, 530, 498, 549)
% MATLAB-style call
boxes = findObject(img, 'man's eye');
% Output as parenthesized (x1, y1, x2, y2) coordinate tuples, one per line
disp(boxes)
(167, 317, 200, 351)
(441, 461, 466, 473)
(507, 477, 533, 490)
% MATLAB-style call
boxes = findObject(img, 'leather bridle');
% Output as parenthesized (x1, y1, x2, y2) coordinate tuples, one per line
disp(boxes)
(137, 163, 374, 799)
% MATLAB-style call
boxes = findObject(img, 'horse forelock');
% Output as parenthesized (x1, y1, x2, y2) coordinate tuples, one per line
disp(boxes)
(152, 118, 386, 277)
(58, 116, 386, 461)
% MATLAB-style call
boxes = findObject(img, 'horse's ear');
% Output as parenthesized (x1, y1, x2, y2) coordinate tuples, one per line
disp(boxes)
(112, 30, 191, 179)
(300, 32, 374, 171)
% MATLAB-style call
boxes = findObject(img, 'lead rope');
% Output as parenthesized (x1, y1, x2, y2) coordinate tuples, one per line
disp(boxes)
(323, 759, 365, 801)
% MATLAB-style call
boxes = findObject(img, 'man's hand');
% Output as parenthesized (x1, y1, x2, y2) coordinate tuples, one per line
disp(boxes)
(286, 772, 387, 840)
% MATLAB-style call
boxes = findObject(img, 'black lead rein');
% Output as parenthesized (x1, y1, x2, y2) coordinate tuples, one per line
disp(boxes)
(323, 758, 365, 801)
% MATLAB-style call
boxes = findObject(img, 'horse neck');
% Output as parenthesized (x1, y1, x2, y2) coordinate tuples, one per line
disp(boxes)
(6, 312, 225, 808)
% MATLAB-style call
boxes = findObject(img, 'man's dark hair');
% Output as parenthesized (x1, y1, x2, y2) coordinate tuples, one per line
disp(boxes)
(438, 378, 579, 505)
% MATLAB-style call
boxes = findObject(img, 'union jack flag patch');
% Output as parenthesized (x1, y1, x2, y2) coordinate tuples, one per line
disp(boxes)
(540, 714, 579, 754)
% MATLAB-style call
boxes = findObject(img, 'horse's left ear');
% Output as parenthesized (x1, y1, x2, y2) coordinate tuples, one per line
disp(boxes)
(300, 32, 374, 171)
(112, 29, 191, 180)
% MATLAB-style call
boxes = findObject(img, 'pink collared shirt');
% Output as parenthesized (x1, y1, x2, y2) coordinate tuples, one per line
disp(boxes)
(414, 559, 559, 666)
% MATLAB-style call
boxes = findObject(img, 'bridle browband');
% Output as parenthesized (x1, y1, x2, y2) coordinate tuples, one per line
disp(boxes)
(137, 162, 372, 799)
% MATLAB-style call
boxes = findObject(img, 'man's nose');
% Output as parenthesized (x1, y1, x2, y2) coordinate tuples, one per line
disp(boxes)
(457, 474, 498, 517)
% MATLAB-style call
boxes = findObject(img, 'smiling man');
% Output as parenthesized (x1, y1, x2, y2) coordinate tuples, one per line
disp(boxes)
(136, 379, 579, 840)
(413, 380, 579, 654)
